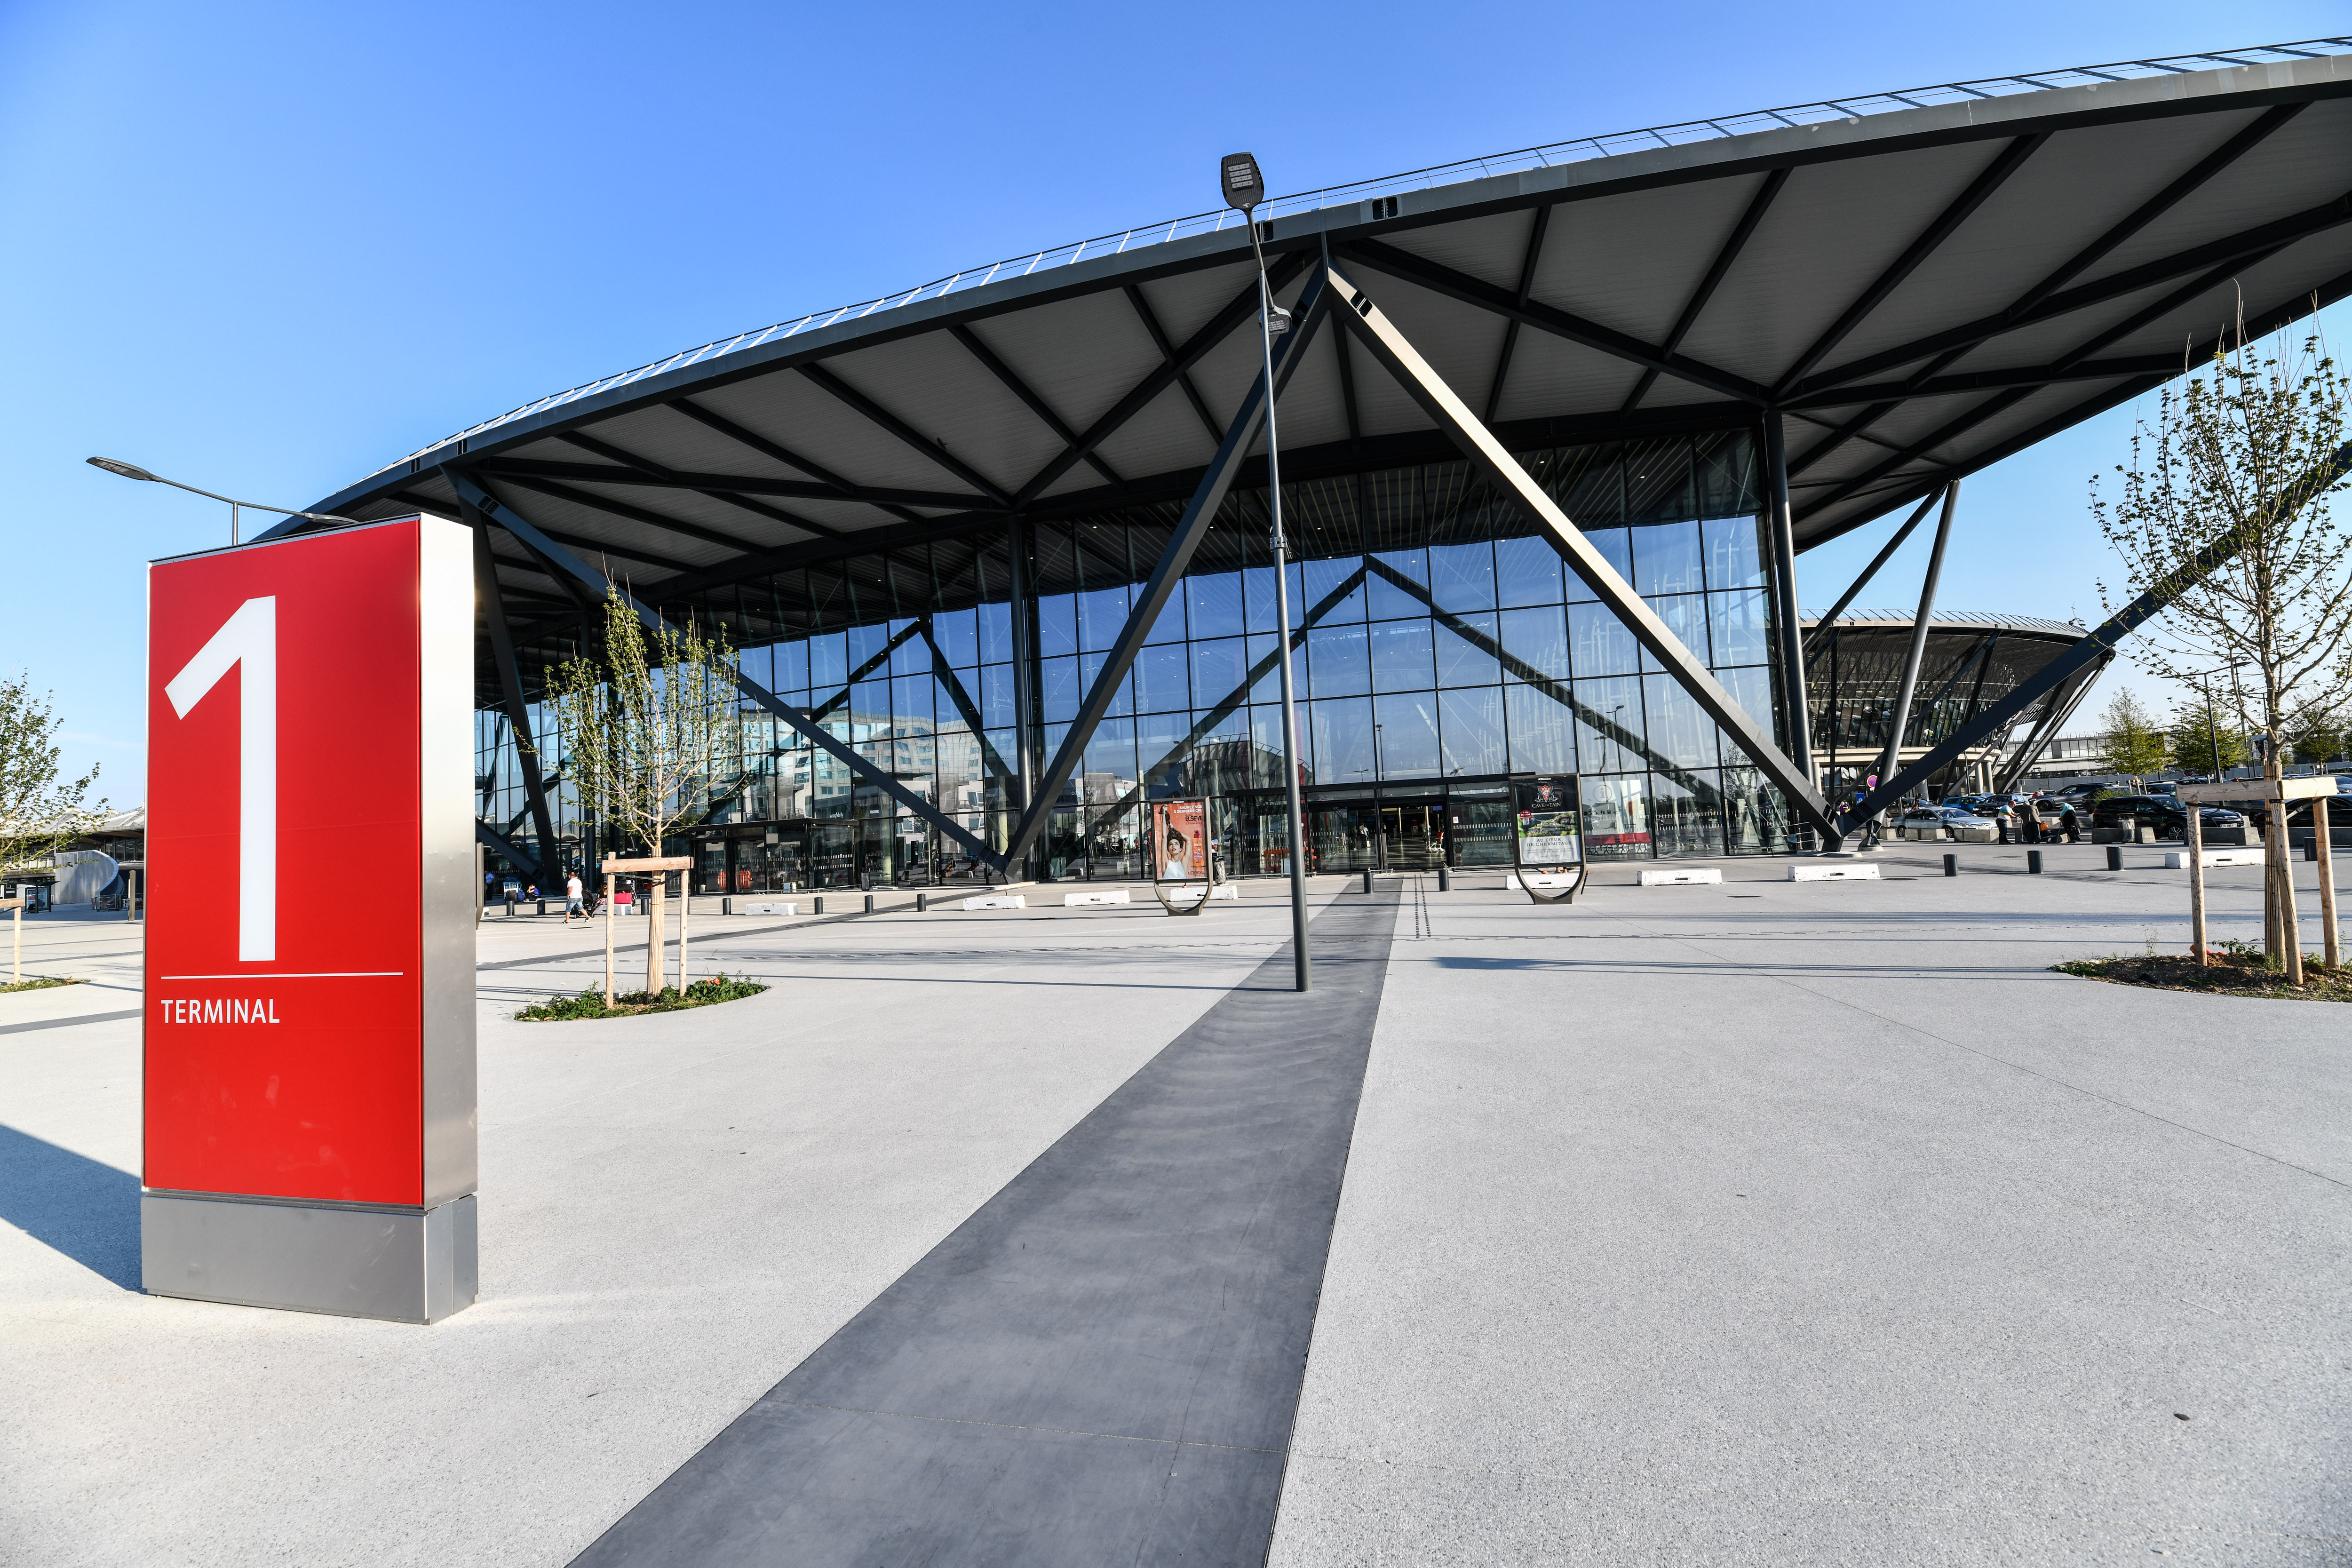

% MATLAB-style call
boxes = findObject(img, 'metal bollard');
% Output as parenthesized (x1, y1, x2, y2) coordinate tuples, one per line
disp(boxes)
(1360, 868, 1373, 893)
(916, 892, 928, 912)
(1943, 853, 1956, 877)
(2028, 850, 2043, 875)
(723, 895, 732, 915)
(864, 894, 875, 913)
(506, 896, 516, 917)
(1438, 865, 1451, 891)
(813, 896, 825, 915)
(2306, 839, 2319, 863)
(2106, 845, 2123, 871)
(536, 899, 546, 916)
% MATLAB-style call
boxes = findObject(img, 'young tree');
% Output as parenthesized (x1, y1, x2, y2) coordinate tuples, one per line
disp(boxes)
(541, 590, 739, 995)
(0, 673, 107, 880)
(2098, 688, 2171, 780)
(2093, 311, 2352, 975)
(2169, 696, 2248, 777)
(2287, 708, 2346, 769)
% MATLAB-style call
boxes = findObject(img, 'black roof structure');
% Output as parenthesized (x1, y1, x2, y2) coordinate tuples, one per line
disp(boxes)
(289, 39, 2352, 642)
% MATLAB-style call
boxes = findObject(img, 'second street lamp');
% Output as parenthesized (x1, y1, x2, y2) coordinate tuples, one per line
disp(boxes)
(87, 456, 360, 545)
(1222, 150, 1311, 992)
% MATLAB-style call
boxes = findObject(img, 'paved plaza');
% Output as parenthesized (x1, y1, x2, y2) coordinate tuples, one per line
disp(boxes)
(3, 845, 2348, 1564)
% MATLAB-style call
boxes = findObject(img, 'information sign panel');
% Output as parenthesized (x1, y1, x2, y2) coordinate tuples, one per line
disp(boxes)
(1151, 799, 1211, 883)
(142, 516, 477, 1322)
(1512, 775, 1586, 903)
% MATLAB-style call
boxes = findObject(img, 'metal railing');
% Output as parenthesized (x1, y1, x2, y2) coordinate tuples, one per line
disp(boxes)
(371, 37, 2350, 481)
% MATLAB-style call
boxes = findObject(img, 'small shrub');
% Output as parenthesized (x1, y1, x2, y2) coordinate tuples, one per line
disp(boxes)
(516, 972, 768, 1021)
(0, 975, 85, 995)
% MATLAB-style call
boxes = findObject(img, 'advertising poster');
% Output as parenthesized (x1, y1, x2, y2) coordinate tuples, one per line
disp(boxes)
(1513, 776, 1584, 870)
(1152, 799, 1210, 883)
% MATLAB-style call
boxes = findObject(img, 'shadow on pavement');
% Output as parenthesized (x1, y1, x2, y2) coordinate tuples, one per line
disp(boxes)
(0, 1123, 140, 1289)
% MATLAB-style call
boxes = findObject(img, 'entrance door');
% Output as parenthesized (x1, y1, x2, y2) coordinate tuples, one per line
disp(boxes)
(1380, 804, 1443, 869)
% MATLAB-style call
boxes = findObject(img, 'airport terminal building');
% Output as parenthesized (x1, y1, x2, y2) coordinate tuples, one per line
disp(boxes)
(270, 43, 2349, 890)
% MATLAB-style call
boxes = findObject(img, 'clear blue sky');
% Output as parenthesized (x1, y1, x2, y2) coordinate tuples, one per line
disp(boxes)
(4, 0, 2344, 806)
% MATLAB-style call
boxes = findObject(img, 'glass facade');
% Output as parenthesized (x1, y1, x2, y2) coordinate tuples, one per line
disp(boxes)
(477, 429, 1803, 889)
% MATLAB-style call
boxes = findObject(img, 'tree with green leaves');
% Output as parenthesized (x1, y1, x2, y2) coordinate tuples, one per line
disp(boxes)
(541, 590, 740, 995)
(2093, 312, 2351, 977)
(2169, 696, 2248, 777)
(2098, 688, 2170, 780)
(2287, 709, 2346, 769)
(0, 673, 107, 882)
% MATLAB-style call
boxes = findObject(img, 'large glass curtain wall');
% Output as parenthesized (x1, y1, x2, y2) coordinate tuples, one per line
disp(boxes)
(476, 430, 1798, 883)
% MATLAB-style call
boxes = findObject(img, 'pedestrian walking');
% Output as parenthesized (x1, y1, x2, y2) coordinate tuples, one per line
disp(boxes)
(564, 868, 587, 924)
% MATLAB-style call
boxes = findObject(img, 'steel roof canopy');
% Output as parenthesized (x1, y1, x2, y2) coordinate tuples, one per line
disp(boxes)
(289, 44, 2352, 623)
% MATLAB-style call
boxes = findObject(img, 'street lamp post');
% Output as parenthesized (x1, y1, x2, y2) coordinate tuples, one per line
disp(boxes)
(1222, 151, 1310, 991)
(87, 457, 360, 544)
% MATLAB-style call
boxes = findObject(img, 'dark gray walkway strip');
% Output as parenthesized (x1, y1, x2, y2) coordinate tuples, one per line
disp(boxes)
(0, 1009, 139, 1035)
(572, 886, 1401, 1568)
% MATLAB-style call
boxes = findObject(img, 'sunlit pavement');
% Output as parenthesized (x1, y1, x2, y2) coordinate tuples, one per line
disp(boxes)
(3, 850, 2346, 1565)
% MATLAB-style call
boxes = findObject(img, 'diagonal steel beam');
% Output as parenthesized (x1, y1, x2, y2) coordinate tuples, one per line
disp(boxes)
(1001, 269, 1335, 869)
(1015, 254, 1311, 509)
(1339, 238, 1770, 406)
(468, 505, 559, 877)
(1804, 488, 1945, 663)
(477, 457, 978, 512)
(798, 361, 1015, 509)
(493, 471, 766, 557)
(1795, 182, 2352, 398)
(1772, 135, 2047, 401)
(1120, 285, 1225, 446)
(556, 431, 842, 540)
(1624, 169, 1788, 414)
(1319, 262, 1833, 834)
(1837, 438, 2352, 834)
(920, 629, 1013, 783)
(1788, 355, 2190, 408)
(1867, 482, 1960, 800)
(442, 468, 1001, 869)
(1085, 565, 1372, 836)
(948, 325, 1123, 486)
(1788, 110, 2305, 474)
(808, 618, 930, 723)
(663, 398, 928, 523)
(1484, 204, 1552, 423)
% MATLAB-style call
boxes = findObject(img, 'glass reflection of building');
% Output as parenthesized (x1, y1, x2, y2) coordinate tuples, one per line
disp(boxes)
(477, 429, 1811, 891)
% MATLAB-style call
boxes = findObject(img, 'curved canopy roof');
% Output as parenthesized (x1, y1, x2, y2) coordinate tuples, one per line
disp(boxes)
(294, 40, 2352, 625)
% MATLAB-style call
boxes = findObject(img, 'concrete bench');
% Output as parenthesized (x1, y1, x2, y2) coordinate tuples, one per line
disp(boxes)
(1638, 867, 1722, 886)
(960, 895, 1027, 911)
(2161, 849, 2262, 868)
(1790, 863, 1880, 882)
(741, 901, 799, 916)
(1062, 890, 1131, 906)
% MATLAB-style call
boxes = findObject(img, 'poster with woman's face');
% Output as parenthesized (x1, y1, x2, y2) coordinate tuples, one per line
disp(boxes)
(1152, 799, 1209, 882)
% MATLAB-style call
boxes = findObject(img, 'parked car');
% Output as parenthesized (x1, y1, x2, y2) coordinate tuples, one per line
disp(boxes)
(1895, 804, 2001, 842)
(2087, 794, 2243, 841)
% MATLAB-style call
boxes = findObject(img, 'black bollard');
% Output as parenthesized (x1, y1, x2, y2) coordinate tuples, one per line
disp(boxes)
(2106, 845, 2123, 870)
(916, 892, 928, 912)
(2028, 850, 2043, 875)
(1943, 853, 1956, 877)
(864, 893, 875, 913)
(1360, 868, 1373, 893)
(814, 896, 825, 915)
(723, 895, 732, 915)
(2306, 839, 2319, 863)
(1438, 865, 1451, 892)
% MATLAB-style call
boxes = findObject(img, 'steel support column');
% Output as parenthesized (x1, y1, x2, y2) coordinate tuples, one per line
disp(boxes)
(443, 469, 1002, 870)
(1868, 482, 1959, 806)
(1000, 270, 1334, 870)
(1005, 513, 1039, 876)
(1319, 262, 1832, 835)
(1762, 414, 1814, 792)
(1804, 487, 1944, 662)
(467, 505, 559, 878)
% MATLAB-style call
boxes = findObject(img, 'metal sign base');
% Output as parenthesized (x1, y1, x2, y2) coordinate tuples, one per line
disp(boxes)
(142, 1192, 477, 1324)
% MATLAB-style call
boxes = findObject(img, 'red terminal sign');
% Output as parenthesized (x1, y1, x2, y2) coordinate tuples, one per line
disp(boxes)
(143, 516, 477, 1322)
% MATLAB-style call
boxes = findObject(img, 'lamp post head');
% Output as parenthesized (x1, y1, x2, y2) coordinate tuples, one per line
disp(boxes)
(1220, 152, 1265, 213)
(87, 456, 159, 482)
